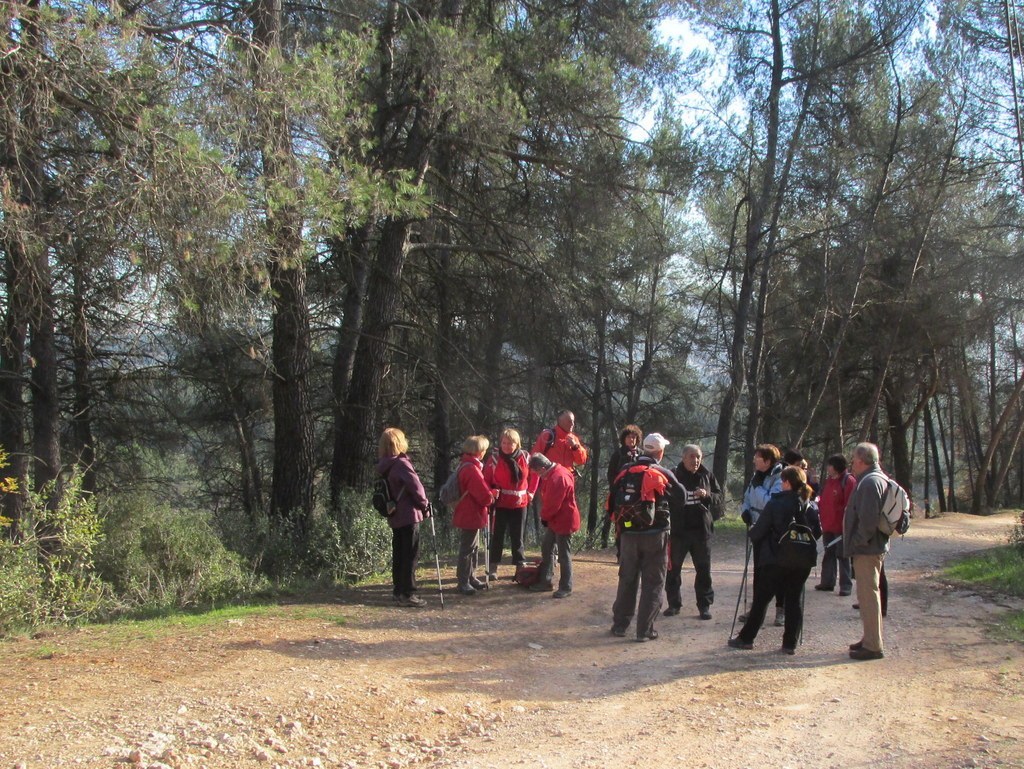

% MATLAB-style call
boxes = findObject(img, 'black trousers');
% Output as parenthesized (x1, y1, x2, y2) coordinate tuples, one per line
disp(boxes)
(391, 522, 421, 597)
(665, 530, 714, 612)
(489, 507, 526, 567)
(737, 563, 810, 649)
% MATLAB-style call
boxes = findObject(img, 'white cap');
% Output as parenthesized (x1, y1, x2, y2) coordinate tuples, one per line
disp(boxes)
(643, 433, 670, 452)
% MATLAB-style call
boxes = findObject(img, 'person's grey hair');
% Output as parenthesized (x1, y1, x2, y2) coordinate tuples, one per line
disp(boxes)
(682, 444, 702, 458)
(853, 442, 879, 467)
(528, 453, 554, 472)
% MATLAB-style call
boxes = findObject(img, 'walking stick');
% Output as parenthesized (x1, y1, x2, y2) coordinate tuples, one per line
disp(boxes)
(482, 504, 493, 589)
(797, 582, 806, 647)
(731, 532, 753, 639)
(427, 504, 444, 610)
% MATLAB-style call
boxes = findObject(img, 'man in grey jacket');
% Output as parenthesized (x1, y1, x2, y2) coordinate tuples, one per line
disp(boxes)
(843, 442, 889, 660)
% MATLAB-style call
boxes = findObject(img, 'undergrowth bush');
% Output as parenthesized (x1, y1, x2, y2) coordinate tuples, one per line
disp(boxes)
(260, 491, 392, 584)
(95, 494, 263, 611)
(1010, 511, 1024, 558)
(0, 473, 112, 634)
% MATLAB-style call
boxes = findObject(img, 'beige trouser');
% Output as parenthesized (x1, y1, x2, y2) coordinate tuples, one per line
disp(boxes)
(853, 553, 885, 652)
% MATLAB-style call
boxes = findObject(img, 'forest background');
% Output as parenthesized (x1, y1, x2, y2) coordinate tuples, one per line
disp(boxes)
(2, 0, 1024, 627)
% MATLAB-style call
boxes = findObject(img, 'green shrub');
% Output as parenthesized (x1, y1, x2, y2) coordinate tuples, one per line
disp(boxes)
(1010, 511, 1024, 558)
(95, 494, 262, 611)
(0, 473, 112, 634)
(257, 491, 395, 584)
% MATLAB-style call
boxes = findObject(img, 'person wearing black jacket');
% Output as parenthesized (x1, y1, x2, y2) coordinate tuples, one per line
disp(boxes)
(664, 444, 724, 620)
(602, 424, 643, 549)
(728, 465, 821, 654)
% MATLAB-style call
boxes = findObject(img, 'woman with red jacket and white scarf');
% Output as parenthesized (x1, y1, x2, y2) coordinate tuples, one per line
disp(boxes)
(452, 435, 495, 595)
(483, 428, 539, 579)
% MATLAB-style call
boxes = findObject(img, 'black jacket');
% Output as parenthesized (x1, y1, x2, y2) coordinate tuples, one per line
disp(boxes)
(669, 463, 724, 537)
(749, 489, 822, 568)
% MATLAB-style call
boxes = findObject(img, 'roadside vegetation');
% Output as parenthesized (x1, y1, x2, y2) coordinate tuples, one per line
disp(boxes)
(944, 511, 1024, 637)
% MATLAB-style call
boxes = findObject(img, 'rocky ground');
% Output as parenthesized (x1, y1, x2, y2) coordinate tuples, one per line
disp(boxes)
(1, 511, 1022, 769)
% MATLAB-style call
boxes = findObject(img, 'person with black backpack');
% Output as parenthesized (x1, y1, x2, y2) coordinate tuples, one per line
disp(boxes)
(728, 465, 821, 655)
(375, 428, 431, 608)
(609, 433, 685, 642)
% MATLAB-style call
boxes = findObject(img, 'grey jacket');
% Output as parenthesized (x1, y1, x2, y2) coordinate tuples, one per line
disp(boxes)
(842, 468, 890, 558)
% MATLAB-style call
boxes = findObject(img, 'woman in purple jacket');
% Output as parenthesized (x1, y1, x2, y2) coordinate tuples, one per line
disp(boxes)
(376, 428, 431, 607)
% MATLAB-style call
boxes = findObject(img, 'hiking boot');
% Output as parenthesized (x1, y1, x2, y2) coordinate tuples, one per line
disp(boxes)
(458, 585, 476, 596)
(849, 640, 863, 650)
(699, 609, 713, 620)
(529, 581, 553, 592)
(663, 606, 680, 617)
(779, 645, 796, 656)
(838, 590, 851, 596)
(849, 647, 884, 661)
(636, 629, 658, 642)
(774, 607, 785, 626)
(469, 577, 487, 590)
(738, 612, 749, 623)
(610, 625, 627, 637)
(727, 636, 753, 650)
(814, 584, 833, 592)
(552, 589, 572, 599)
(400, 594, 426, 608)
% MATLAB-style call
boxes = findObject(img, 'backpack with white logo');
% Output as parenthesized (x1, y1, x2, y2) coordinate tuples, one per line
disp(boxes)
(877, 474, 911, 536)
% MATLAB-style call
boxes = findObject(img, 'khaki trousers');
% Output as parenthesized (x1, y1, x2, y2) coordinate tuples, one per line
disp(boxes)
(853, 553, 885, 652)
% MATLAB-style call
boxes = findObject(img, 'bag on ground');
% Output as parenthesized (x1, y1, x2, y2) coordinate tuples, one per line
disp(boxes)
(513, 559, 542, 587)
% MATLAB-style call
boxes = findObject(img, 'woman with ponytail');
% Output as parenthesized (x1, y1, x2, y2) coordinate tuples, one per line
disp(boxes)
(728, 465, 821, 655)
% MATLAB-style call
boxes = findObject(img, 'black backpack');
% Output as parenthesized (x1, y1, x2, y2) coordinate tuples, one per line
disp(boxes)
(371, 471, 402, 518)
(776, 502, 818, 571)
(612, 465, 666, 531)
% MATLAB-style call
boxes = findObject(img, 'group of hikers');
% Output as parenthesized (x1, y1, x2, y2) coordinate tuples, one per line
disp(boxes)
(375, 410, 896, 660)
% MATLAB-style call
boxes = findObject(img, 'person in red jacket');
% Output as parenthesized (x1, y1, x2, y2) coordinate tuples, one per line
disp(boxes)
(815, 454, 857, 596)
(483, 428, 539, 579)
(526, 453, 580, 598)
(452, 435, 495, 595)
(531, 410, 588, 473)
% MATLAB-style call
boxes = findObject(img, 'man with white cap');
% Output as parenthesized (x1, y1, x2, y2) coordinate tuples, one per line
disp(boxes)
(608, 433, 685, 642)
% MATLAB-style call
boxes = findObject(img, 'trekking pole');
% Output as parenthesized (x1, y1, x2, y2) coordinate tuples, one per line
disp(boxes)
(731, 532, 752, 638)
(797, 582, 806, 647)
(427, 504, 444, 610)
(482, 505, 493, 589)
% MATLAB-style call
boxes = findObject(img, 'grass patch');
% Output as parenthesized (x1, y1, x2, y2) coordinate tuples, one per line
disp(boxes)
(945, 545, 1024, 640)
(945, 546, 1024, 596)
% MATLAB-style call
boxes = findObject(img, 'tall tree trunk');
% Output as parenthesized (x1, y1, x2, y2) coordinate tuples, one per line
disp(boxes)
(0, 0, 61, 542)
(70, 257, 96, 495)
(884, 390, 912, 489)
(971, 369, 1024, 512)
(337, 217, 417, 490)
(251, 0, 314, 535)
(587, 308, 607, 535)
(925, 403, 947, 512)
(329, 227, 370, 510)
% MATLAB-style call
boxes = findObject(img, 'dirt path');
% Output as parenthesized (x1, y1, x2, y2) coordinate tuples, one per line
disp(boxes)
(1, 512, 1022, 769)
